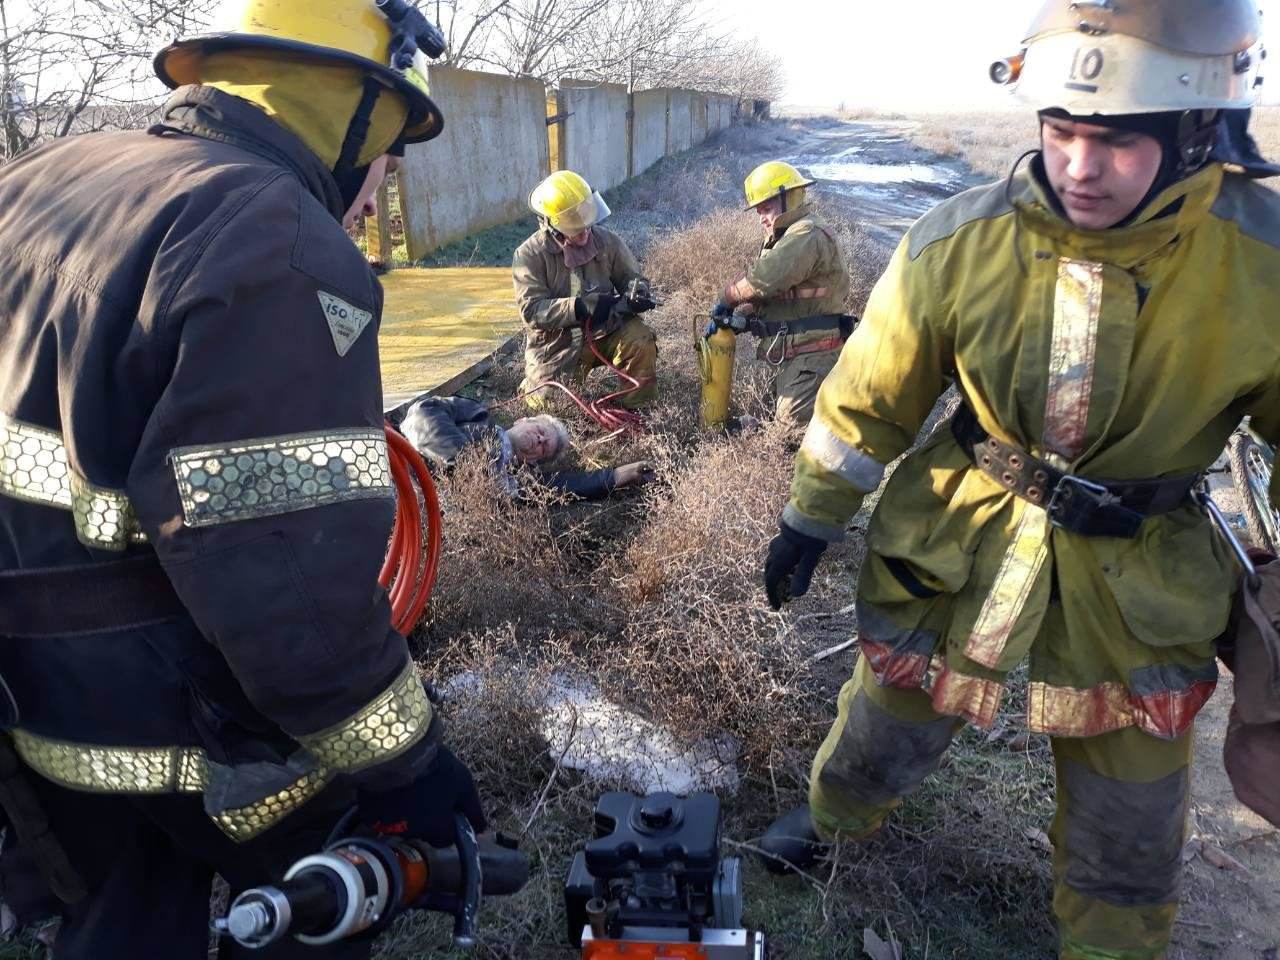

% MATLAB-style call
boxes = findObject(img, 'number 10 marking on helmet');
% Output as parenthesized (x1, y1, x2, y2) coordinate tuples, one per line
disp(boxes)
(1065, 47, 1105, 93)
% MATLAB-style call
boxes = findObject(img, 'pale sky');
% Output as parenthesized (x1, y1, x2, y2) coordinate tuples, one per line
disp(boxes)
(197, 0, 1278, 111)
(715, 0, 1279, 110)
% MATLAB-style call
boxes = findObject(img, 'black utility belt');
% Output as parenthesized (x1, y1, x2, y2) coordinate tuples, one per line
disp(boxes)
(0, 554, 184, 638)
(756, 314, 855, 338)
(950, 402, 1197, 539)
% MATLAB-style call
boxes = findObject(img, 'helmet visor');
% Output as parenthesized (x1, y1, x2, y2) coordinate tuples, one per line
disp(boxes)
(554, 191, 610, 233)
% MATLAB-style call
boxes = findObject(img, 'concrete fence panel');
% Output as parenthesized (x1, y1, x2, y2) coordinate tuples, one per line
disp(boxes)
(691, 93, 708, 144)
(715, 97, 730, 130)
(630, 89, 669, 177)
(551, 80, 630, 191)
(666, 89, 693, 154)
(398, 66, 548, 261)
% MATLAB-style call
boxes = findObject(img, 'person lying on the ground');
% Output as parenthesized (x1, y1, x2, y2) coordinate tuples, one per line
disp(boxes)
(386, 394, 652, 500)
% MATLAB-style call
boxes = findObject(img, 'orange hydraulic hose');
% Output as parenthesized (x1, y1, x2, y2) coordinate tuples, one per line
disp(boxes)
(380, 424, 443, 636)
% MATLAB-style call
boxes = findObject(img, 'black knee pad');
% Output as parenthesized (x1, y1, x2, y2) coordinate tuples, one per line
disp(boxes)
(818, 691, 956, 806)
(1061, 760, 1187, 907)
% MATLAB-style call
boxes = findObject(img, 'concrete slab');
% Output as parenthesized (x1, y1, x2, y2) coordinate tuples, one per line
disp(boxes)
(378, 267, 522, 406)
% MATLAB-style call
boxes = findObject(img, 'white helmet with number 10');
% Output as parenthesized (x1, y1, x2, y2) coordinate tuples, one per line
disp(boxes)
(992, 0, 1262, 115)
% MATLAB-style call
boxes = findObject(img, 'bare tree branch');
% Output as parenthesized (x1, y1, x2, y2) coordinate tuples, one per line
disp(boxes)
(1, 0, 220, 161)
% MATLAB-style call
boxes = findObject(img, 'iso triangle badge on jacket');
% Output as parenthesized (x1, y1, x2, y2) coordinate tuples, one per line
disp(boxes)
(0, 0, 490, 955)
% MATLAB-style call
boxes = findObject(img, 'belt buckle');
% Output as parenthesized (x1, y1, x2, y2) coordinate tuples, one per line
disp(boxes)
(1046, 474, 1120, 529)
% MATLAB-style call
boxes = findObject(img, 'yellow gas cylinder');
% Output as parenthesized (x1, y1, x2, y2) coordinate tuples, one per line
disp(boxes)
(697, 321, 736, 430)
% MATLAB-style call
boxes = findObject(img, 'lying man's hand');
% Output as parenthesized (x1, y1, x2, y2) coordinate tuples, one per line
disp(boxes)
(613, 461, 655, 488)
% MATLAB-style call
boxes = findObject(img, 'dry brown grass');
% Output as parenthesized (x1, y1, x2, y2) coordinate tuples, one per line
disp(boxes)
(902, 111, 1039, 181)
(903, 107, 1280, 188)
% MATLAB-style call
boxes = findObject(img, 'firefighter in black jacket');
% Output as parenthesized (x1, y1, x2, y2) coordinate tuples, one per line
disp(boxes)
(0, 1, 483, 956)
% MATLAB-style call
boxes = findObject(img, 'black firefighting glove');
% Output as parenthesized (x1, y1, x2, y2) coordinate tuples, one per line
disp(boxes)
(575, 291, 622, 329)
(625, 279, 658, 313)
(358, 745, 487, 848)
(763, 520, 829, 610)
(703, 312, 752, 339)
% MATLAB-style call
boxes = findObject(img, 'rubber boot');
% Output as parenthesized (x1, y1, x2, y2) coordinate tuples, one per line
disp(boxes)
(758, 805, 827, 875)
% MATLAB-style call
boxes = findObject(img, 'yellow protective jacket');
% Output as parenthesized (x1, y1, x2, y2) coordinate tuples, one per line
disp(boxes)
(745, 204, 849, 357)
(785, 162, 1280, 741)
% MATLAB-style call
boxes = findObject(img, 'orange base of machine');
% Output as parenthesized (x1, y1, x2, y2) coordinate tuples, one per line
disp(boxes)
(583, 942, 708, 960)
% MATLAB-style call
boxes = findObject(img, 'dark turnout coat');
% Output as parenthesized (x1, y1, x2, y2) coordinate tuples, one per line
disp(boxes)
(0, 86, 433, 840)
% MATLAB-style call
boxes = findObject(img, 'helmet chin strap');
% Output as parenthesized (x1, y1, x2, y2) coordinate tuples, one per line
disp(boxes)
(1175, 109, 1222, 177)
(332, 76, 386, 213)
(1128, 109, 1222, 220)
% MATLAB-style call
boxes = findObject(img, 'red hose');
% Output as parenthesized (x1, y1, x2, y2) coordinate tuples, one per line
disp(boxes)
(488, 313, 651, 434)
(380, 424, 443, 636)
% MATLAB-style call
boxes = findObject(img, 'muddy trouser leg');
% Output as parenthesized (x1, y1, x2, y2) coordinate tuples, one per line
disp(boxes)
(24, 773, 368, 959)
(809, 655, 959, 840)
(773, 349, 839, 426)
(1051, 727, 1191, 960)
(591, 318, 657, 408)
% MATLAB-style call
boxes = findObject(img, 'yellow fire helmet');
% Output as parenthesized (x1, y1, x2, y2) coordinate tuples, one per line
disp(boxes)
(154, 0, 445, 144)
(991, 0, 1262, 114)
(743, 160, 814, 211)
(529, 170, 611, 234)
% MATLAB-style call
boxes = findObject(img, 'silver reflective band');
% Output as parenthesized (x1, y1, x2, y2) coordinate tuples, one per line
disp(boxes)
(782, 503, 845, 543)
(800, 419, 886, 493)
(170, 429, 393, 528)
(0, 412, 146, 550)
(71, 475, 147, 550)
(0, 414, 71, 508)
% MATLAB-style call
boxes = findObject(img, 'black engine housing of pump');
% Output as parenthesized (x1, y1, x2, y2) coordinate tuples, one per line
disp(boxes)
(564, 791, 743, 946)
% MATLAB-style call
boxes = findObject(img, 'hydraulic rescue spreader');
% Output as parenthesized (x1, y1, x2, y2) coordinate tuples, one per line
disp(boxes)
(213, 815, 529, 949)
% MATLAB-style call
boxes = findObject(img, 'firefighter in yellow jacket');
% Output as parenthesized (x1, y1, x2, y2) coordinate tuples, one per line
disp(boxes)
(710, 162, 851, 425)
(759, 1, 1280, 957)
(513, 171, 658, 408)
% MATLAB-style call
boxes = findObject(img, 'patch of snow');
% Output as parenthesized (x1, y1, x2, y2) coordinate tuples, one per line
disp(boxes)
(800, 160, 955, 185)
(444, 672, 740, 795)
